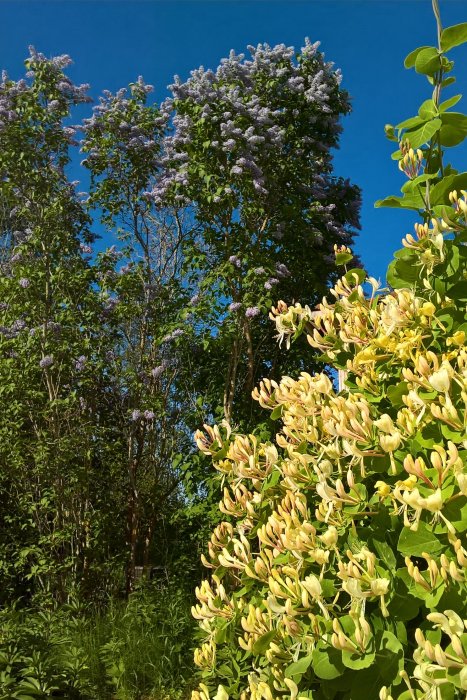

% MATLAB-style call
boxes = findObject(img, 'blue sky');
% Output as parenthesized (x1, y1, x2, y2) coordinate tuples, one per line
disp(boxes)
(1, 0, 467, 282)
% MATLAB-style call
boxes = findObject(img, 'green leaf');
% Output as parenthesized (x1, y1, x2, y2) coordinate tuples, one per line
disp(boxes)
(342, 647, 375, 670)
(397, 521, 443, 557)
(335, 251, 353, 266)
(252, 629, 275, 655)
(395, 115, 424, 131)
(401, 173, 438, 193)
(384, 124, 397, 142)
(414, 47, 441, 76)
(344, 268, 366, 286)
(431, 172, 467, 205)
(386, 257, 419, 288)
(312, 642, 345, 680)
(387, 382, 409, 408)
(374, 192, 424, 211)
(418, 99, 437, 120)
(349, 632, 403, 700)
(372, 538, 397, 569)
(439, 112, 467, 147)
(387, 577, 420, 621)
(440, 23, 467, 52)
(439, 94, 462, 112)
(270, 404, 283, 421)
(404, 46, 431, 69)
(405, 117, 442, 148)
(285, 654, 313, 679)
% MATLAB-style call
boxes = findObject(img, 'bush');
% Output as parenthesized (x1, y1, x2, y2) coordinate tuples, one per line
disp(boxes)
(190, 7, 467, 700)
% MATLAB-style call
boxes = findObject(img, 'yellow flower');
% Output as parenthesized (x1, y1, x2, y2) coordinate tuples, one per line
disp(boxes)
(447, 330, 465, 347)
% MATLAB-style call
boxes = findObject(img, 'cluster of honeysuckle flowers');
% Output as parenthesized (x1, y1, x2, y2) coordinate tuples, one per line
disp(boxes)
(191, 203, 466, 700)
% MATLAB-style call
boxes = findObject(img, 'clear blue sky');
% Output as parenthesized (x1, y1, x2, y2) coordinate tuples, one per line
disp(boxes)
(2, 0, 467, 282)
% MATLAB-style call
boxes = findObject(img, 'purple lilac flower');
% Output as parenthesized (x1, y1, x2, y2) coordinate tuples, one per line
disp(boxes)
(75, 355, 86, 371)
(19, 278, 30, 288)
(264, 277, 279, 291)
(39, 355, 53, 368)
(275, 262, 291, 278)
(144, 410, 155, 420)
(131, 409, 142, 421)
(245, 306, 260, 318)
(229, 302, 242, 312)
(162, 328, 184, 343)
(80, 243, 92, 254)
(11, 319, 26, 332)
(151, 364, 166, 379)
(10, 253, 21, 263)
(254, 267, 265, 275)
(229, 255, 241, 267)
(189, 294, 200, 305)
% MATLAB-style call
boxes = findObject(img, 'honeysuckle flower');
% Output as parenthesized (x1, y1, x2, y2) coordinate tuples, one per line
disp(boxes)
(428, 367, 451, 393)
(379, 431, 402, 453)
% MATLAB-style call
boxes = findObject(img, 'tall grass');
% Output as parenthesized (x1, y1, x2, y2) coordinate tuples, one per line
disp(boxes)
(0, 583, 196, 699)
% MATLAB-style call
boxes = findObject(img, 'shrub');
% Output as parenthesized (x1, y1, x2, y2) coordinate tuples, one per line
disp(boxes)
(190, 6, 467, 700)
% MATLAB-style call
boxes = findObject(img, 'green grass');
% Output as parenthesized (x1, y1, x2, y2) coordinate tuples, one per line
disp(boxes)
(0, 583, 196, 699)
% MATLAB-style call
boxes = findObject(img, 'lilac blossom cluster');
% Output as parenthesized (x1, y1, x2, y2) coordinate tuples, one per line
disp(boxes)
(131, 408, 156, 422)
(245, 306, 260, 319)
(0, 47, 90, 142)
(146, 39, 348, 208)
(80, 77, 166, 172)
(39, 355, 53, 368)
(161, 328, 184, 343)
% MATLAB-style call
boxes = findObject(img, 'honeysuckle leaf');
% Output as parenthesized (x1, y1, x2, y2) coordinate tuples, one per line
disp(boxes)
(440, 22, 467, 52)
(397, 522, 444, 557)
(311, 643, 345, 680)
(404, 45, 432, 69)
(414, 47, 441, 75)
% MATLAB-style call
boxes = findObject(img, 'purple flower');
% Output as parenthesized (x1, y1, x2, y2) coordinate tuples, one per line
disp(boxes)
(229, 302, 242, 312)
(264, 277, 279, 290)
(80, 243, 92, 254)
(162, 328, 184, 343)
(39, 355, 53, 368)
(131, 409, 142, 421)
(144, 410, 155, 420)
(75, 355, 86, 371)
(151, 364, 166, 379)
(229, 255, 241, 267)
(189, 294, 200, 306)
(10, 253, 21, 263)
(275, 262, 291, 278)
(254, 267, 266, 275)
(19, 278, 30, 288)
(245, 306, 260, 318)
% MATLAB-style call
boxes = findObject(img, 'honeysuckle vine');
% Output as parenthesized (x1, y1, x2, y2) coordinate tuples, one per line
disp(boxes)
(190, 5, 467, 700)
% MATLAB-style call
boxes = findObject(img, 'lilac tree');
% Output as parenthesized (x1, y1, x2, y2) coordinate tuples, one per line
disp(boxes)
(148, 40, 361, 424)
(0, 48, 120, 600)
(80, 80, 201, 593)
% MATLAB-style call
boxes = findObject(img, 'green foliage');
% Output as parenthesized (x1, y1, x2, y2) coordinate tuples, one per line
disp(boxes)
(0, 585, 194, 699)
(376, 8, 467, 220)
